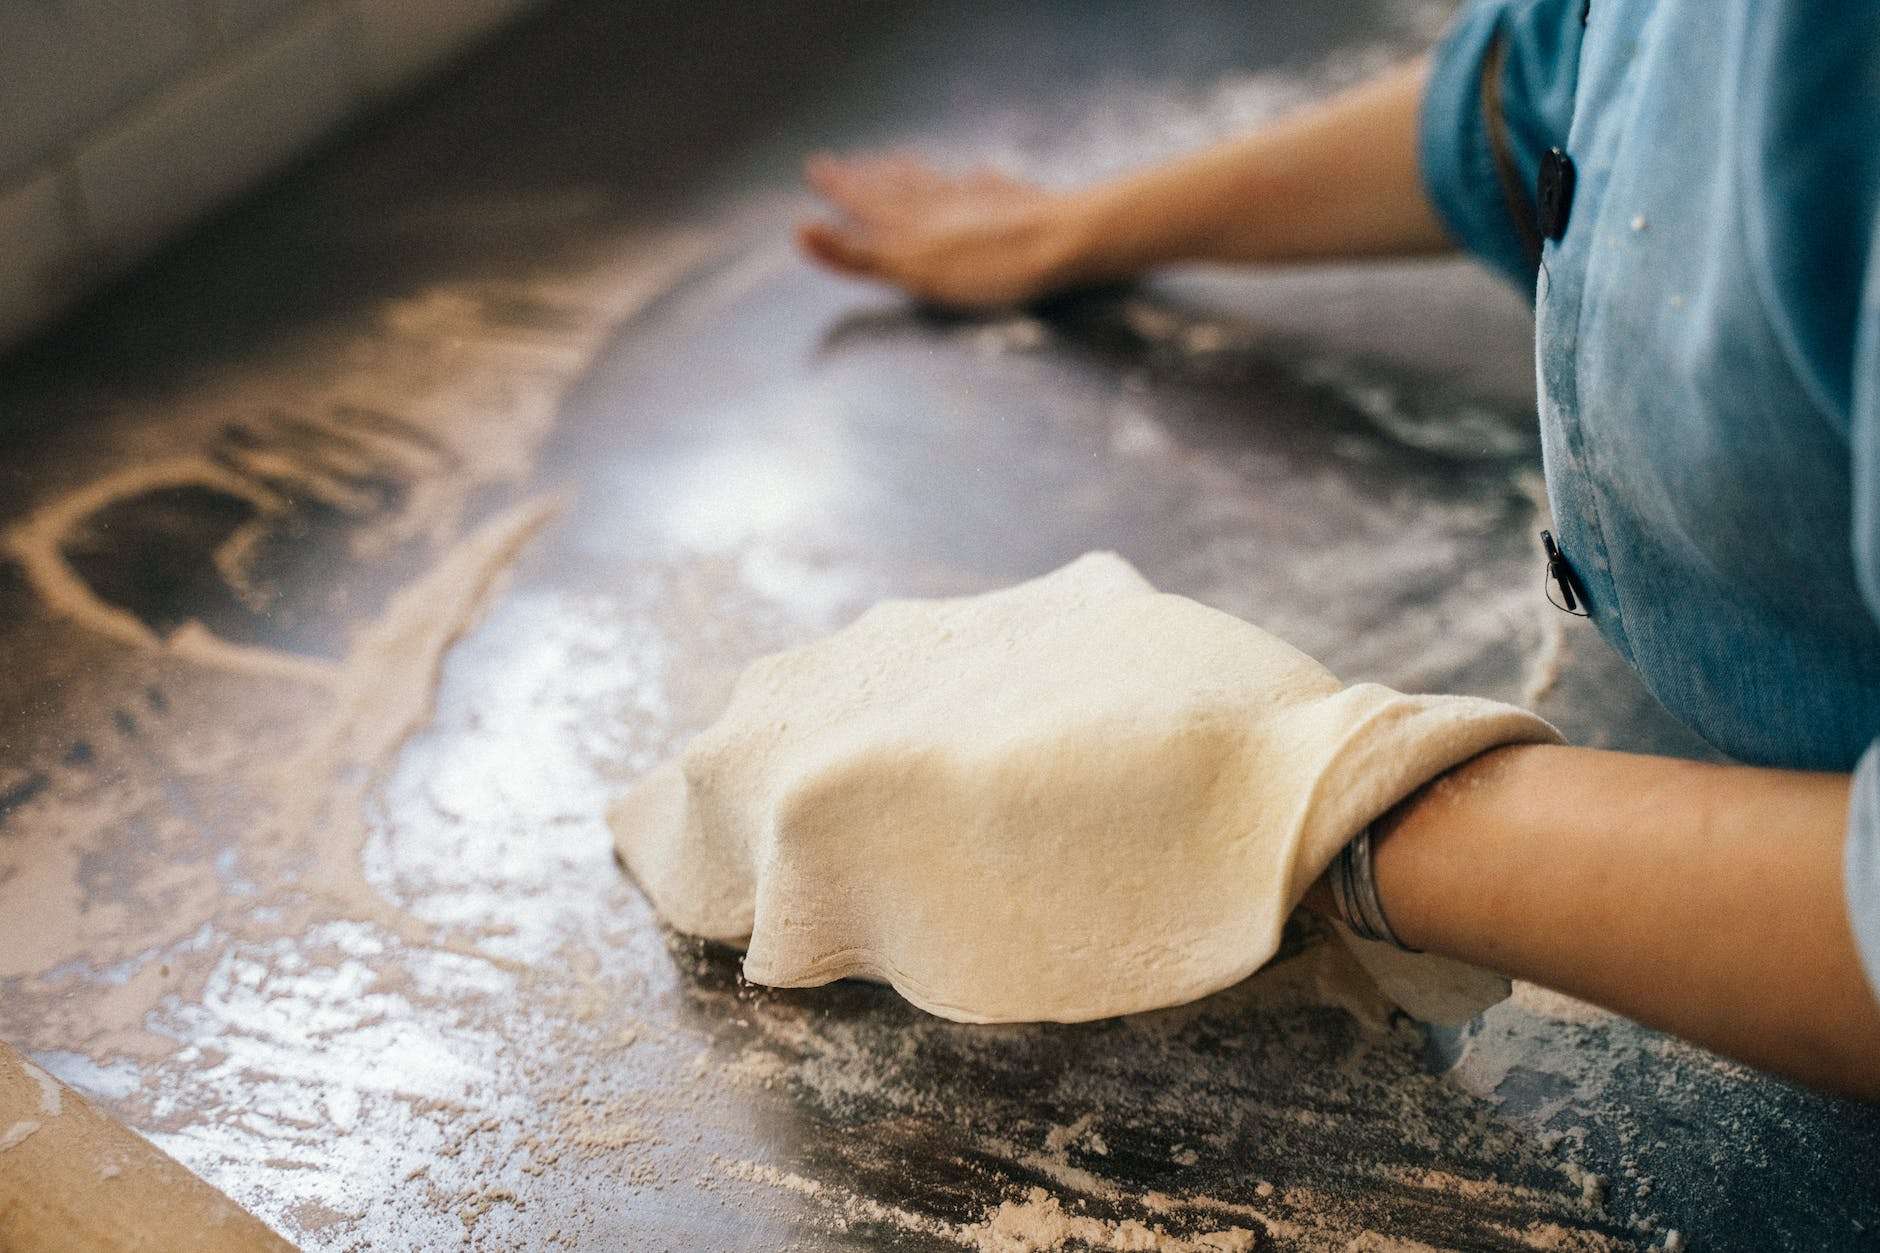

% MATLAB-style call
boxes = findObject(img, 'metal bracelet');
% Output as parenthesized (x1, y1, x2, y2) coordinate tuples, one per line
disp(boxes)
(1329, 824, 1420, 953)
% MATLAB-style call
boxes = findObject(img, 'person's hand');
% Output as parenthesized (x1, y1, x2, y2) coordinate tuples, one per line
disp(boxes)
(611, 553, 1558, 1025)
(797, 153, 1090, 308)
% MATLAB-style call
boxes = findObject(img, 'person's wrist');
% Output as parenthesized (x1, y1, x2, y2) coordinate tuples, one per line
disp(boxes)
(1368, 743, 1549, 956)
(1362, 765, 1463, 956)
(1048, 181, 1158, 290)
(1305, 776, 1443, 935)
(1326, 823, 1422, 951)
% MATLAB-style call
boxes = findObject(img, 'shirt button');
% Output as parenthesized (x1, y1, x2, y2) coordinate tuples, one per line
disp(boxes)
(1538, 147, 1576, 242)
(1541, 530, 1587, 615)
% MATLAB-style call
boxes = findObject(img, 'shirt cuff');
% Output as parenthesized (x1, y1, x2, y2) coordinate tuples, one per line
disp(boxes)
(1417, 3, 1540, 292)
(1846, 743, 1880, 1000)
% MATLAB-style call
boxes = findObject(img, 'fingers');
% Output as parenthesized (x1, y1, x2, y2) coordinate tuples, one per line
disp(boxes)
(869, 152, 947, 197)
(804, 151, 948, 227)
(965, 164, 1025, 192)
(804, 152, 850, 200)
(805, 153, 879, 222)
(796, 220, 882, 279)
(807, 150, 935, 188)
(797, 221, 942, 303)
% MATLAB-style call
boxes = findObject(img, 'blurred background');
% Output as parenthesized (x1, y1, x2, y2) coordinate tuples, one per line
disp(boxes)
(2, 0, 546, 349)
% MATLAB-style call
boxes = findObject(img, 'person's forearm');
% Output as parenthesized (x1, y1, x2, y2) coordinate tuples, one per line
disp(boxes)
(1058, 58, 1452, 282)
(1368, 744, 1880, 1099)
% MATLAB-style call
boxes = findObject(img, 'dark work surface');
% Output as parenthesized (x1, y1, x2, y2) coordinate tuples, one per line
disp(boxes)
(1, 2, 1876, 1249)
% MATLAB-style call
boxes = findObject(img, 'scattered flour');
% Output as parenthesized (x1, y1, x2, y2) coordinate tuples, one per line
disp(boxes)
(20, 1058, 62, 1117)
(0, 1120, 42, 1151)
(967, 1188, 1257, 1253)
(1043, 1113, 1096, 1154)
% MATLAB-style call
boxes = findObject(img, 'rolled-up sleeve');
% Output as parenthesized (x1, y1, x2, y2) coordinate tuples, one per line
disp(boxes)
(1418, 0, 1584, 291)
(1766, 1, 1880, 1001)
(1847, 207, 1880, 1002)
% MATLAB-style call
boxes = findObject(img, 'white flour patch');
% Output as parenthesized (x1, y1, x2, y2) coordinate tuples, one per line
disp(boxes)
(21, 1059, 62, 1117)
(0, 1119, 42, 1151)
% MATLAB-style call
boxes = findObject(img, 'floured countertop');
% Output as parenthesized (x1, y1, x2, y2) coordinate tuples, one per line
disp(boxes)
(1, 2, 1876, 1249)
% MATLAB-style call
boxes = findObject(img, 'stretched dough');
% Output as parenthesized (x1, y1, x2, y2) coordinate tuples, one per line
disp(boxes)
(612, 554, 1557, 1025)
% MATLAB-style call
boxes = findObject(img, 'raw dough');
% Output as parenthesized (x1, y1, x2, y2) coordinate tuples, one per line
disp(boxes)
(612, 553, 1557, 1025)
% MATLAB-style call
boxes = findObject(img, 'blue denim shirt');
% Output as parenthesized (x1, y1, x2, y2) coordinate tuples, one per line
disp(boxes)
(1421, 0, 1880, 994)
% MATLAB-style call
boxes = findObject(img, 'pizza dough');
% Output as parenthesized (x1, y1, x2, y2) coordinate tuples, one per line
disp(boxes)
(611, 553, 1558, 1025)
